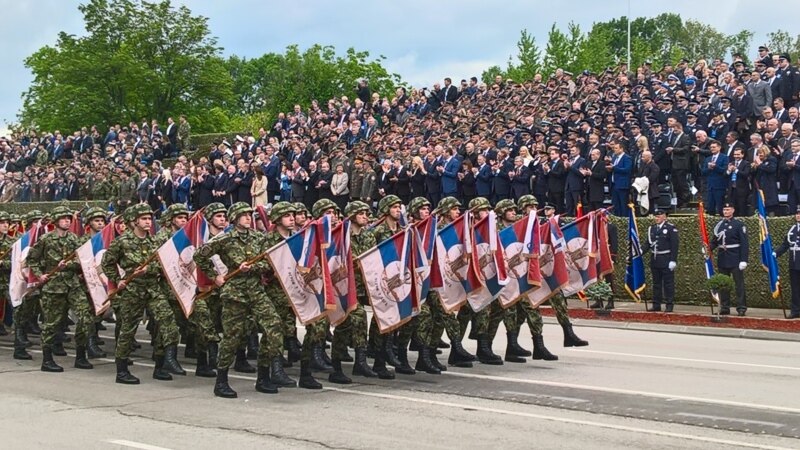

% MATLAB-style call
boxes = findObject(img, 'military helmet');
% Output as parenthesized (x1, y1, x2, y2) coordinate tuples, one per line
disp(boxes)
(126, 203, 153, 222)
(344, 200, 371, 218)
(10, 213, 21, 223)
(50, 205, 73, 221)
(407, 197, 431, 216)
(437, 196, 462, 213)
(270, 201, 297, 222)
(468, 197, 491, 211)
(228, 202, 253, 221)
(517, 195, 538, 210)
(293, 202, 309, 216)
(0, 211, 10, 222)
(378, 194, 402, 216)
(204, 202, 227, 221)
(495, 199, 517, 214)
(164, 203, 190, 221)
(312, 198, 339, 219)
(84, 207, 107, 221)
(26, 210, 44, 222)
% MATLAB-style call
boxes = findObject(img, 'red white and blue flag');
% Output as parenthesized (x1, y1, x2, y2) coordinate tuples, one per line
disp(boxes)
(498, 211, 542, 308)
(266, 219, 332, 325)
(412, 215, 438, 302)
(77, 221, 119, 315)
(325, 219, 359, 326)
(9, 222, 44, 307)
(157, 211, 212, 317)
(559, 212, 598, 296)
(471, 211, 510, 302)
(358, 227, 418, 333)
(432, 213, 490, 312)
(528, 217, 569, 307)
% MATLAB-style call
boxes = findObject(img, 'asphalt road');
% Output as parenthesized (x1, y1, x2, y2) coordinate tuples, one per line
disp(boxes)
(1, 322, 799, 450)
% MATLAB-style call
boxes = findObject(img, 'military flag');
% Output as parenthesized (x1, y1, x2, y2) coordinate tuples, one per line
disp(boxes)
(9, 222, 43, 307)
(412, 215, 437, 303)
(157, 211, 211, 317)
(528, 217, 570, 307)
(77, 221, 119, 315)
(560, 212, 598, 296)
(624, 205, 646, 302)
(756, 190, 781, 298)
(324, 219, 359, 326)
(432, 213, 490, 312)
(471, 211, 510, 302)
(497, 210, 542, 308)
(698, 202, 719, 304)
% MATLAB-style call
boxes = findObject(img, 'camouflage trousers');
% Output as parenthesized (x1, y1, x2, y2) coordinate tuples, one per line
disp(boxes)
(114, 282, 180, 359)
(217, 285, 282, 369)
(504, 295, 571, 336)
(417, 292, 461, 346)
(331, 303, 367, 361)
(13, 292, 39, 332)
(39, 286, 93, 349)
(189, 294, 221, 351)
(457, 302, 490, 338)
(303, 318, 329, 361)
(268, 290, 296, 339)
(483, 301, 507, 341)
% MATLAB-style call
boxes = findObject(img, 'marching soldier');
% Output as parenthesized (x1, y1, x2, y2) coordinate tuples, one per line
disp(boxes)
(0, 212, 15, 346)
(102, 203, 184, 385)
(79, 207, 110, 359)
(643, 209, 679, 312)
(710, 203, 749, 316)
(12, 210, 46, 360)
(293, 202, 309, 229)
(775, 206, 800, 319)
(329, 200, 378, 383)
(195, 202, 286, 398)
(27, 206, 95, 372)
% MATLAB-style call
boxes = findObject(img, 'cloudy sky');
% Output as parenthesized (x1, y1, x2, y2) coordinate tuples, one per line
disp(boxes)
(2, 0, 799, 133)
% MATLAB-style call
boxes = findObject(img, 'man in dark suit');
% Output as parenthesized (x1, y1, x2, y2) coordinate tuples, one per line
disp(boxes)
(475, 154, 493, 199)
(66, 173, 80, 201)
(583, 148, 607, 211)
(726, 148, 751, 216)
(667, 122, 692, 208)
(263, 148, 282, 204)
(700, 141, 729, 215)
(423, 152, 442, 208)
(235, 162, 253, 205)
(165, 117, 178, 157)
(564, 145, 586, 216)
(492, 151, 513, 205)
(438, 147, 461, 197)
(509, 156, 531, 201)
(441, 78, 459, 104)
(606, 140, 632, 217)
(544, 148, 567, 213)
(636, 151, 660, 215)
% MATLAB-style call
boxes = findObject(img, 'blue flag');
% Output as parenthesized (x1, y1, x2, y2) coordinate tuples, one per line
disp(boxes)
(756, 190, 780, 298)
(625, 205, 646, 302)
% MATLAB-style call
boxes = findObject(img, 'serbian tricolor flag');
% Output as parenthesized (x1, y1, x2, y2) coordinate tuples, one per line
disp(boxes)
(498, 211, 542, 308)
(324, 219, 359, 326)
(254, 205, 274, 232)
(9, 222, 43, 307)
(157, 211, 211, 317)
(266, 219, 331, 325)
(560, 212, 598, 296)
(77, 221, 119, 315)
(412, 215, 438, 302)
(471, 211, 509, 304)
(698, 202, 719, 305)
(358, 227, 418, 333)
(528, 217, 569, 307)
(596, 210, 614, 277)
(432, 213, 490, 312)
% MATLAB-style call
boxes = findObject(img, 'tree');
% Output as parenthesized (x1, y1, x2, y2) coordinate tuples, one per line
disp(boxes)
(542, 23, 572, 76)
(505, 29, 542, 83)
(766, 29, 800, 59)
(20, 0, 232, 133)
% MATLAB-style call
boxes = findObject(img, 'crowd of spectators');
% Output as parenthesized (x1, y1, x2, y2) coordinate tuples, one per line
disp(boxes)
(4, 45, 800, 219)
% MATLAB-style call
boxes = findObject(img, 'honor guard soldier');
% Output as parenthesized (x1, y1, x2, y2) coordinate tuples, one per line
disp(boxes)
(710, 202, 749, 316)
(775, 206, 800, 318)
(643, 209, 679, 312)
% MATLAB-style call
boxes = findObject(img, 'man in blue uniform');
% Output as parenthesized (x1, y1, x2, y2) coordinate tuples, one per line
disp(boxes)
(775, 206, 800, 318)
(642, 209, 679, 312)
(710, 203, 749, 316)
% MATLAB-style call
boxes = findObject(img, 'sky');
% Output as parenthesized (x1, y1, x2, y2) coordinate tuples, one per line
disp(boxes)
(2, 0, 800, 135)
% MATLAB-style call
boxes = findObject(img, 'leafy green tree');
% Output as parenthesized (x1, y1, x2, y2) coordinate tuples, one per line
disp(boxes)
(766, 29, 800, 59)
(21, 0, 232, 133)
(505, 29, 542, 82)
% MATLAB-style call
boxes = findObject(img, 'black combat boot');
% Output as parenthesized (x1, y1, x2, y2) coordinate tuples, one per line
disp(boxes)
(0, 323, 7, 336)
(213, 368, 237, 398)
(372, 353, 395, 380)
(87, 336, 107, 359)
(476, 335, 503, 365)
(395, 346, 416, 375)
(384, 337, 402, 368)
(328, 360, 352, 384)
(195, 352, 216, 378)
(52, 341, 67, 357)
(429, 346, 447, 371)
(255, 365, 279, 393)
(41, 348, 64, 372)
(299, 360, 322, 389)
(352, 347, 377, 378)
(74, 346, 94, 369)
(17, 326, 31, 348)
(152, 356, 173, 381)
(604, 299, 615, 310)
(163, 345, 187, 375)
(409, 335, 423, 351)
(27, 321, 41, 335)
(589, 299, 604, 309)
(285, 336, 302, 365)
(340, 348, 353, 362)
(234, 348, 255, 373)
(532, 335, 559, 361)
(13, 328, 32, 360)
(415, 347, 441, 374)
(320, 345, 333, 366)
(270, 357, 297, 387)
(246, 331, 259, 360)
(438, 338, 450, 349)
(310, 345, 333, 372)
(562, 323, 589, 347)
(115, 358, 140, 384)
(506, 331, 531, 357)
(183, 334, 197, 359)
(504, 333, 527, 363)
(208, 342, 219, 369)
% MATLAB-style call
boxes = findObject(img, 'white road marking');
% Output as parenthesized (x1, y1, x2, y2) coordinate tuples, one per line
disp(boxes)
(106, 439, 174, 450)
(569, 349, 800, 372)
(674, 413, 785, 429)
(499, 390, 589, 403)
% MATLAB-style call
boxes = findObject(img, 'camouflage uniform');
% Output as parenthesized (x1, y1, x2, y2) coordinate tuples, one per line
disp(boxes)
(27, 207, 94, 370)
(0, 212, 23, 356)
(190, 204, 226, 357)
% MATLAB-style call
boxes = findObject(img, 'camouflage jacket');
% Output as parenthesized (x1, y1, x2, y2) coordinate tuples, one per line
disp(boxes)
(195, 228, 269, 295)
(0, 233, 13, 282)
(372, 221, 402, 245)
(101, 230, 162, 288)
(361, 168, 377, 202)
(27, 231, 82, 293)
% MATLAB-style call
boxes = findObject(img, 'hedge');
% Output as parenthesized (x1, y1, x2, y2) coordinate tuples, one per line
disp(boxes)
(0, 201, 108, 216)
(608, 213, 795, 309)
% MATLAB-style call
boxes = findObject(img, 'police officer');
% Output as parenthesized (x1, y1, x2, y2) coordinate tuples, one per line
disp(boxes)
(775, 206, 800, 319)
(643, 209, 679, 312)
(710, 202, 749, 316)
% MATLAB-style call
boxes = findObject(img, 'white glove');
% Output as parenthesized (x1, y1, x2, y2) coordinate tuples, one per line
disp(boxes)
(773, 252, 777, 258)
(668, 261, 676, 271)
(739, 262, 748, 271)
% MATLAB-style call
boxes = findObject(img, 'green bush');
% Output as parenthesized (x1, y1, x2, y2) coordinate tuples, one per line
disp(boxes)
(609, 213, 792, 309)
